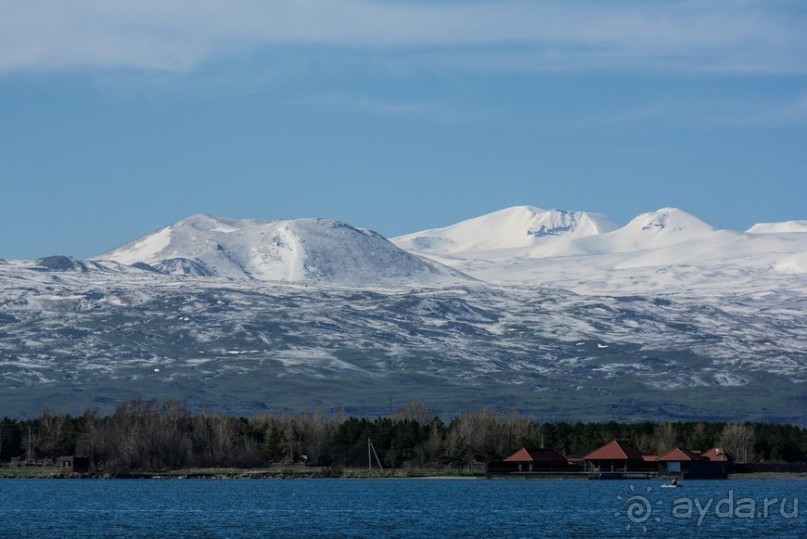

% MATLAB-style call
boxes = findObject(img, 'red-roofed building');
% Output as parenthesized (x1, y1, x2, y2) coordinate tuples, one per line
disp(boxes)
(656, 447, 732, 478)
(656, 447, 703, 475)
(488, 447, 575, 474)
(702, 448, 732, 462)
(583, 440, 656, 476)
(502, 448, 535, 462)
(584, 440, 646, 461)
(656, 447, 704, 462)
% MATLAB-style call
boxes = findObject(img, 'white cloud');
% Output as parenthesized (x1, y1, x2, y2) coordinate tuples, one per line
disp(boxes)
(564, 93, 807, 130)
(1, 0, 805, 75)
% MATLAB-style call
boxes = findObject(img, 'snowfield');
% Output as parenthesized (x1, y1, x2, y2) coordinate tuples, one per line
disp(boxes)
(393, 206, 807, 294)
(1, 206, 805, 421)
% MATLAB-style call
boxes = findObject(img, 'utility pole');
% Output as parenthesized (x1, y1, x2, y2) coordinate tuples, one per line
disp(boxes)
(508, 425, 512, 453)
(367, 438, 383, 472)
(27, 426, 33, 463)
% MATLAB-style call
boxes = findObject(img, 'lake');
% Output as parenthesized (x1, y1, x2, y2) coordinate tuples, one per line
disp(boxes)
(0, 478, 804, 537)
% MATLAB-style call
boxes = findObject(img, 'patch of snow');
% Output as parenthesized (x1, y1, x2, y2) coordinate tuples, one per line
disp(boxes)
(773, 252, 807, 274)
(99, 225, 173, 265)
(713, 372, 748, 387)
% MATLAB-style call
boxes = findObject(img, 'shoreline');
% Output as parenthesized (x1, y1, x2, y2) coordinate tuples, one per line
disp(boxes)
(0, 466, 487, 480)
(1, 468, 805, 480)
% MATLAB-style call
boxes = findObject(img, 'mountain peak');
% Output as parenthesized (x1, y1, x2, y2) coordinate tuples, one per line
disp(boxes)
(527, 208, 618, 238)
(626, 208, 717, 235)
(93, 215, 471, 285)
(174, 213, 242, 233)
(393, 206, 618, 255)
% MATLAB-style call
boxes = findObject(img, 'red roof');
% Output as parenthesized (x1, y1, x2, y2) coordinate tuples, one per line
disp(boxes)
(583, 440, 645, 461)
(503, 447, 568, 463)
(655, 447, 705, 462)
(503, 448, 532, 462)
(702, 447, 732, 462)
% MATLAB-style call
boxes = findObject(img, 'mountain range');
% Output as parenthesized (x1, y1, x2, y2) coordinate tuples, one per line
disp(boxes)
(0, 206, 804, 421)
(393, 206, 806, 294)
(80, 205, 807, 294)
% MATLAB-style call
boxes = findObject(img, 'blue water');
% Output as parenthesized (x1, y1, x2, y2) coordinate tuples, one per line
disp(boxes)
(0, 478, 804, 538)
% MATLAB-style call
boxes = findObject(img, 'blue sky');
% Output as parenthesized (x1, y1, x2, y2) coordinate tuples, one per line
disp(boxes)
(1, 0, 806, 259)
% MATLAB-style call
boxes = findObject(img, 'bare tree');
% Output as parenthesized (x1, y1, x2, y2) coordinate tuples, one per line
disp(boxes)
(22, 425, 38, 463)
(190, 411, 235, 467)
(652, 422, 678, 454)
(719, 423, 755, 463)
(211, 414, 238, 466)
(393, 401, 430, 425)
(504, 411, 541, 455)
(38, 408, 70, 461)
(76, 409, 103, 470)
(299, 408, 330, 466)
(421, 423, 444, 465)
(443, 422, 469, 467)
(337, 406, 347, 425)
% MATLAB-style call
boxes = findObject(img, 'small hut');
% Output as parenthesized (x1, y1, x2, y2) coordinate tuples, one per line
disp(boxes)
(57, 456, 90, 474)
(488, 447, 574, 474)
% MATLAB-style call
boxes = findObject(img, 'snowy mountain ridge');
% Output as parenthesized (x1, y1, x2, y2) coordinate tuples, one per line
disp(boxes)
(392, 206, 807, 294)
(747, 220, 807, 234)
(5, 205, 800, 295)
(394, 206, 717, 258)
(393, 206, 619, 256)
(93, 214, 471, 286)
(45, 205, 807, 293)
(0, 205, 805, 421)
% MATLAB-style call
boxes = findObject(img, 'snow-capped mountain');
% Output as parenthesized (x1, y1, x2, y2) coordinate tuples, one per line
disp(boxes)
(93, 214, 471, 286)
(394, 207, 807, 294)
(1, 206, 805, 422)
(86, 208, 807, 292)
(393, 206, 618, 256)
(594, 207, 718, 251)
(394, 207, 713, 259)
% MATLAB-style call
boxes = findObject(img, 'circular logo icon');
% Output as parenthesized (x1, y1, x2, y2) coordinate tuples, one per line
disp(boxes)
(616, 484, 663, 532)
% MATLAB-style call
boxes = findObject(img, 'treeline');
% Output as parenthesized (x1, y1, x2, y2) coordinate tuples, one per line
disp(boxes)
(1, 400, 805, 473)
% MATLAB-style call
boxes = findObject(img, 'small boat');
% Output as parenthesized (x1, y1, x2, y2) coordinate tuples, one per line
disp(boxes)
(661, 479, 681, 488)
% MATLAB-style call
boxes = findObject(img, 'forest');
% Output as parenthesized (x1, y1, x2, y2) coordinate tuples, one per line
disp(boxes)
(1, 400, 805, 473)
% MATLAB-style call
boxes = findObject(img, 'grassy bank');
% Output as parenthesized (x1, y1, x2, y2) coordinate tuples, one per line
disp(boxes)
(0, 465, 487, 480)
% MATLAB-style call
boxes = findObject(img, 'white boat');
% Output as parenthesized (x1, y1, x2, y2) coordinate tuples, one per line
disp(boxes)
(661, 479, 682, 488)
